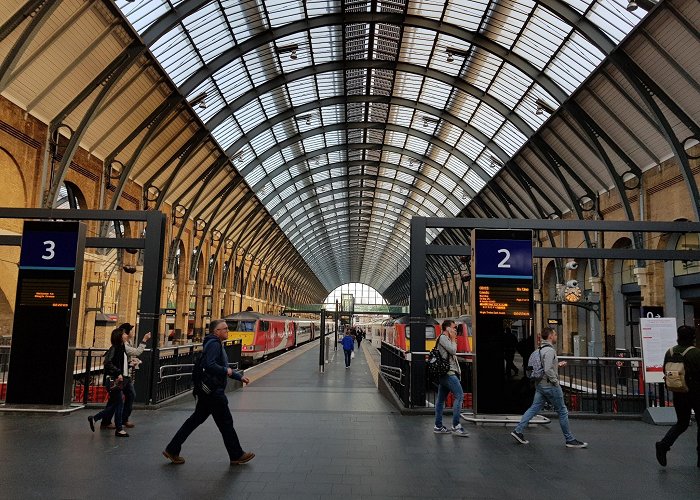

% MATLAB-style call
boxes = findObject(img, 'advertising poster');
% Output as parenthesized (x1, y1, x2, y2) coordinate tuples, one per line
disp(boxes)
(640, 317, 677, 383)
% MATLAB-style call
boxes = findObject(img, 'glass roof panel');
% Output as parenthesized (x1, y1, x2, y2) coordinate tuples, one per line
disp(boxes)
(117, 0, 649, 293)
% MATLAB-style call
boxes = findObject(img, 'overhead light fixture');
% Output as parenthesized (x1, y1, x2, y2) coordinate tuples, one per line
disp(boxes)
(275, 44, 299, 60)
(422, 116, 440, 127)
(188, 91, 207, 109)
(444, 47, 470, 61)
(627, 0, 657, 11)
(535, 98, 556, 116)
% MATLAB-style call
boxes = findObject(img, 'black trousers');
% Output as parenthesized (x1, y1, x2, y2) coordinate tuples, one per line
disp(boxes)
(660, 390, 700, 456)
(166, 392, 244, 461)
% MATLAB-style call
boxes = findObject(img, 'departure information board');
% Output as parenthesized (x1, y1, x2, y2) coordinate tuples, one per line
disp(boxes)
(476, 283, 532, 317)
(19, 278, 71, 307)
(473, 229, 533, 319)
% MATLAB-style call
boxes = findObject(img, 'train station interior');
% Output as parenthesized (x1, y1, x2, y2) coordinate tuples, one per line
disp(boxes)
(0, 0, 699, 497)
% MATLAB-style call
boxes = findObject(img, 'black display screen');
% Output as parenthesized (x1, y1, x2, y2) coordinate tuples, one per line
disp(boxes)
(19, 277, 71, 308)
(476, 282, 532, 318)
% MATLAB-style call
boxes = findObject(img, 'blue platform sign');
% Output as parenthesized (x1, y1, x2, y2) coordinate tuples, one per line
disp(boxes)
(474, 238, 532, 279)
(19, 223, 80, 270)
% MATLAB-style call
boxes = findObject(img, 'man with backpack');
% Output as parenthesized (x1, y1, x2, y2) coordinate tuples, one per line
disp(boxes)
(655, 325, 700, 468)
(162, 319, 254, 466)
(510, 327, 587, 448)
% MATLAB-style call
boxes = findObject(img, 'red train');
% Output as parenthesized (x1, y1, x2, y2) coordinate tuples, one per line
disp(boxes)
(381, 315, 441, 352)
(223, 312, 331, 362)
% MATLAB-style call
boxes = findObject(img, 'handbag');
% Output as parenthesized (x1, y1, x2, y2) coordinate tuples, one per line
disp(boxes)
(351, 351, 355, 359)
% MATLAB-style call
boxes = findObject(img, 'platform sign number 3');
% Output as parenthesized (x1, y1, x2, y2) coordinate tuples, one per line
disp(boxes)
(19, 223, 80, 271)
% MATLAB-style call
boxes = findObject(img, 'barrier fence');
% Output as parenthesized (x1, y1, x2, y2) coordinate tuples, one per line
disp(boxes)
(0, 340, 242, 406)
(380, 343, 674, 416)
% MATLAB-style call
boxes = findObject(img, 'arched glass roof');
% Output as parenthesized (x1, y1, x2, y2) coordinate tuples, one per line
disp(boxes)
(114, 0, 649, 292)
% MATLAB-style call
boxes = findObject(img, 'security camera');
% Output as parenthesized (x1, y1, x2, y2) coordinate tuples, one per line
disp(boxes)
(566, 279, 578, 288)
(565, 261, 578, 270)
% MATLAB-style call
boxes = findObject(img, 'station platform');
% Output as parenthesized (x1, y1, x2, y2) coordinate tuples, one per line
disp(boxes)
(0, 340, 698, 499)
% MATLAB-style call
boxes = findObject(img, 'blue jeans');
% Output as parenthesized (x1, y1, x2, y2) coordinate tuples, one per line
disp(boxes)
(166, 392, 244, 461)
(515, 384, 575, 442)
(92, 387, 124, 431)
(435, 374, 463, 428)
(344, 349, 352, 367)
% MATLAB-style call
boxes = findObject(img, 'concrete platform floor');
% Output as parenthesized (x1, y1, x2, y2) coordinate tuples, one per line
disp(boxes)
(1, 340, 698, 499)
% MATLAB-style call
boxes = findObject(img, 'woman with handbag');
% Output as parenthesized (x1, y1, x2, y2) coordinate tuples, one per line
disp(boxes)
(87, 328, 130, 437)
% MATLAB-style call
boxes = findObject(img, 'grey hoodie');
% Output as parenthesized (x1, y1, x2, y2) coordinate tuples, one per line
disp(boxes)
(437, 334, 460, 376)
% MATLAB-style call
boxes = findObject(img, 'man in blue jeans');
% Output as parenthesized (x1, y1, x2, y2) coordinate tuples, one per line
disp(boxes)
(433, 320, 469, 437)
(163, 319, 254, 465)
(510, 327, 587, 448)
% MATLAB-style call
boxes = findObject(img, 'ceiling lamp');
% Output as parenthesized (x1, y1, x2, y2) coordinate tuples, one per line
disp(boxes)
(535, 98, 555, 116)
(446, 51, 454, 63)
(626, 1, 638, 10)
(275, 44, 299, 60)
(188, 91, 207, 110)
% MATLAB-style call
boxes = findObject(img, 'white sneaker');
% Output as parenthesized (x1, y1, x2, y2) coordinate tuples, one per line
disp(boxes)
(433, 425, 450, 434)
(451, 424, 469, 437)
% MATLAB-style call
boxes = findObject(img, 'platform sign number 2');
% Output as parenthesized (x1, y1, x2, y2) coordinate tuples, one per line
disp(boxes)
(498, 249, 511, 268)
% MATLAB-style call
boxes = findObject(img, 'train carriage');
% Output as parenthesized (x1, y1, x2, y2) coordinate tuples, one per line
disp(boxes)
(294, 318, 316, 345)
(224, 312, 295, 362)
(382, 316, 441, 352)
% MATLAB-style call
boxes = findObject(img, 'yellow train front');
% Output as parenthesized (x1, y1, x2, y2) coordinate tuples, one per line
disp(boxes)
(223, 312, 294, 363)
(382, 316, 440, 352)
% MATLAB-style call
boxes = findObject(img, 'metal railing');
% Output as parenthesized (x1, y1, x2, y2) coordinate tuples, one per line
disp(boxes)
(378, 346, 670, 415)
(0, 340, 242, 406)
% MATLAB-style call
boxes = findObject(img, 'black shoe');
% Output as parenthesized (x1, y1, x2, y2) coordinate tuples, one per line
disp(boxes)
(655, 442, 667, 467)
(88, 416, 95, 432)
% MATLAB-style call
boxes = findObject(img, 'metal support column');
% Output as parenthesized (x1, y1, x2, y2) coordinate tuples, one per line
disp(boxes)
(409, 217, 427, 407)
(319, 308, 326, 373)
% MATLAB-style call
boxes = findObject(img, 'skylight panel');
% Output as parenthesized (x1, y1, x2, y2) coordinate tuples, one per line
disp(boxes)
(452, 90, 480, 123)
(187, 79, 224, 123)
(287, 76, 319, 107)
(269, 0, 306, 27)
(249, 129, 277, 156)
(385, 130, 408, 148)
(211, 116, 242, 150)
(465, 169, 487, 191)
(445, 155, 469, 178)
(490, 64, 532, 109)
(245, 164, 267, 186)
(443, 0, 489, 31)
(513, 6, 569, 70)
(184, 3, 232, 64)
(244, 49, 278, 87)
(393, 71, 422, 101)
(310, 26, 342, 65)
(419, 79, 452, 109)
(546, 32, 605, 93)
(234, 99, 266, 134)
(471, 103, 505, 138)
(587, 0, 644, 43)
(258, 88, 288, 117)
(399, 27, 434, 67)
(118, 0, 170, 33)
(388, 105, 414, 128)
(306, 0, 342, 17)
(316, 72, 342, 99)
(320, 104, 344, 124)
(213, 59, 252, 103)
(482, 0, 531, 51)
(222, 0, 270, 43)
(493, 121, 528, 157)
(442, 194, 461, 216)
(396, 170, 415, 184)
(151, 27, 201, 86)
(262, 152, 285, 174)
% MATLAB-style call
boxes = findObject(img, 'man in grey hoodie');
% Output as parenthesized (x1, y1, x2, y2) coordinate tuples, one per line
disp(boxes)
(510, 327, 587, 448)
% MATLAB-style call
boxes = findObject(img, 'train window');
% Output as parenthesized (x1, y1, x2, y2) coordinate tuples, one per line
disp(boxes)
(404, 326, 436, 339)
(259, 321, 269, 331)
(227, 320, 255, 331)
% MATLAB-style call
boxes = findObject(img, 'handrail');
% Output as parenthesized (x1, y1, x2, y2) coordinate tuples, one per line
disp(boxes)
(379, 365, 402, 384)
(158, 362, 239, 380)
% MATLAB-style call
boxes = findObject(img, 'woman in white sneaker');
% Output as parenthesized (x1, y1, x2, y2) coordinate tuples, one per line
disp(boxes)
(433, 320, 469, 437)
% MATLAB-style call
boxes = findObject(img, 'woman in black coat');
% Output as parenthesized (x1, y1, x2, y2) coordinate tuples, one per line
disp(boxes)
(88, 328, 130, 437)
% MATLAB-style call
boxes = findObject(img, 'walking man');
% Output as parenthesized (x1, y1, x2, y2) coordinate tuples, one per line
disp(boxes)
(655, 325, 700, 467)
(433, 319, 469, 437)
(341, 329, 355, 368)
(163, 319, 254, 466)
(510, 327, 587, 448)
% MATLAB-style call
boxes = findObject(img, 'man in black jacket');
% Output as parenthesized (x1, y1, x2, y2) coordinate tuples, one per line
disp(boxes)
(163, 319, 254, 465)
(655, 325, 700, 468)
